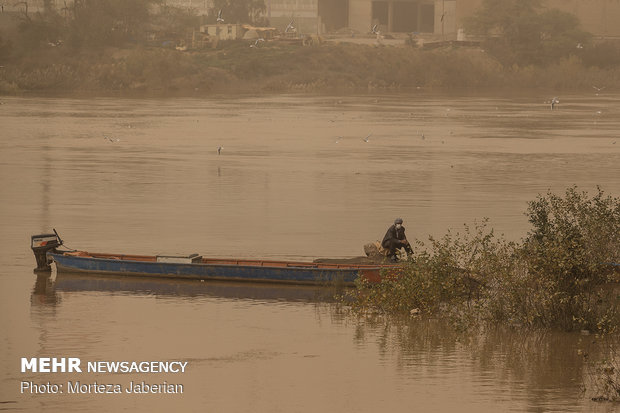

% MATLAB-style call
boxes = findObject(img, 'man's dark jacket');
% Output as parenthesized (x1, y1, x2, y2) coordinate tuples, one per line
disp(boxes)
(382, 224, 407, 248)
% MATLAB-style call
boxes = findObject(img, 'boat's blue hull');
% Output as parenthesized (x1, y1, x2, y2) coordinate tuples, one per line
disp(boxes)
(48, 252, 379, 285)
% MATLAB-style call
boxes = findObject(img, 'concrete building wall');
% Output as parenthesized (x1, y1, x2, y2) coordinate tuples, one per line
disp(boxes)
(268, 0, 318, 19)
(349, 0, 441, 34)
(200, 24, 243, 40)
(348, 0, 373, 33)
(267, 0, 319, 33)
(434, 0, 457, 36)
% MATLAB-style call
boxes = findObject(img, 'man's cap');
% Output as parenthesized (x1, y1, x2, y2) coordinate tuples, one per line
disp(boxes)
(394, 218, 403, 224)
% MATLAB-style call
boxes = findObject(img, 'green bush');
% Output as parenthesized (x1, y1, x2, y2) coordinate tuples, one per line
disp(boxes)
(525, 187, 619, 288)
(522, 186, 620, 331)
(348, 219, 517, 315)
(347, 187, 620, 333)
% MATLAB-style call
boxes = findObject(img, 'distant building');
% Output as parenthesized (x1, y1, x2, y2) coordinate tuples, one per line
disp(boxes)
(263, 0, 469, 37)
(264, 0, 620, 39)
(200, 23, 243, 40)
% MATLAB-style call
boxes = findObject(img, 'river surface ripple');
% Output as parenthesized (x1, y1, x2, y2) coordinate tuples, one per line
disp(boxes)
(1, 93, 619, 412)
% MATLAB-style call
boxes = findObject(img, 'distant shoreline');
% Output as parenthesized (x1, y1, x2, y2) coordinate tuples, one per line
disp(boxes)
(1, 41, 619, 96)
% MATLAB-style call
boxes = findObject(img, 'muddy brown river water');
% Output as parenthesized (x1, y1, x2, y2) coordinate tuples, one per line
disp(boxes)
(0, 93, 619, 412)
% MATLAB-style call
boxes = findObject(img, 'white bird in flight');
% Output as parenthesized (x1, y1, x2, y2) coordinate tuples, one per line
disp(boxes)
(550, 97, 559, 110)
(285, 20, 295, 33)
(216, 9, 224, 23)
(250, 38, 265, 48)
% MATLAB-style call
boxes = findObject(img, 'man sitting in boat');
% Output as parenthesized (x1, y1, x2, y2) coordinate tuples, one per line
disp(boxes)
(382, 218, 413, 262)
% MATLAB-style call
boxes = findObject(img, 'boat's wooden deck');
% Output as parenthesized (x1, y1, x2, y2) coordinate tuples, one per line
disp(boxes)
(64, 251, 389, 270)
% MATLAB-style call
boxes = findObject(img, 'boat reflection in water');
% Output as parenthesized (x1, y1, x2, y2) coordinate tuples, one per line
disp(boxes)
(49, 272, 347, 304)
(31, 272, 61, 306)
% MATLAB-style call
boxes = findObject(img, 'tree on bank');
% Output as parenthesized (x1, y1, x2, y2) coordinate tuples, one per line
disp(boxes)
(464, 0, 590, 66)
(68, 0, 155, 48)
(12, 0, 160, 51)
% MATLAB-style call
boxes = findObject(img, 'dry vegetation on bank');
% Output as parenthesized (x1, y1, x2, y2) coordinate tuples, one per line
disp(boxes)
(346, 187, 620, 334)
(1, 40, 620, 95)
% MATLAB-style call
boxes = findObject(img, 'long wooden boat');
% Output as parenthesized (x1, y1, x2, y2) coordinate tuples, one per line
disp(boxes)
(31, 232, 396, 285)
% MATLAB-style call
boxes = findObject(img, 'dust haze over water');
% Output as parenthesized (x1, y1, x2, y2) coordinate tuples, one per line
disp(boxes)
(0, 92, 619, 412)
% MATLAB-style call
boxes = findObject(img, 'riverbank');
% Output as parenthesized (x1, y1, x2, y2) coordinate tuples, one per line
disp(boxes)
(1, 40, 619, 96)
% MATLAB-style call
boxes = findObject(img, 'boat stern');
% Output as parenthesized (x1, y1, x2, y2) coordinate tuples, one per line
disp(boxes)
(31, 231, 62, 271)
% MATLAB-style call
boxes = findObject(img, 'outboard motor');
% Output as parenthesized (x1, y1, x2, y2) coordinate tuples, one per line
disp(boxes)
(31, 230, 62, 271)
